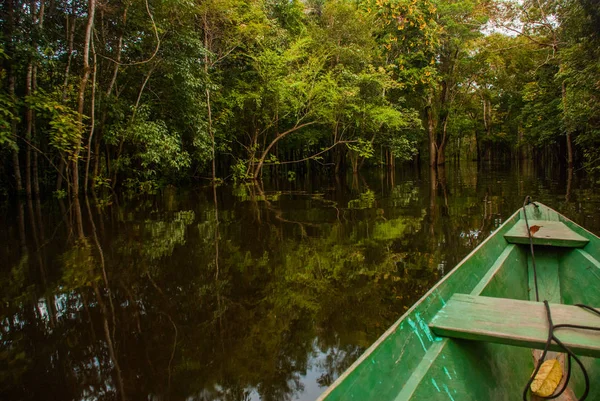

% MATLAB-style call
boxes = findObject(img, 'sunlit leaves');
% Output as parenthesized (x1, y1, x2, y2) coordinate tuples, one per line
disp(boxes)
(107, 105, 190, 183)
(364, 0, 440, 77)
(26, 91, 83, 158)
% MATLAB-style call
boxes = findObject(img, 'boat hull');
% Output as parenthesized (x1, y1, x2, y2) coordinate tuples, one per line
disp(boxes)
(318, 203, 600, 401)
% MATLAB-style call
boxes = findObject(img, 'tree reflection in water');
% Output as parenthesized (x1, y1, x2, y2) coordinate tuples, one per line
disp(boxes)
(1, 163, 598, 401)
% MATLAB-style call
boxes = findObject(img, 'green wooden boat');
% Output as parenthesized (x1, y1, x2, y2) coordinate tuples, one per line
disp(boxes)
(318, 202, 600, 401)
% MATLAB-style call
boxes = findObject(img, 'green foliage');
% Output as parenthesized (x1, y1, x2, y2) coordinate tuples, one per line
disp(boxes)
(53, 189, 67, 199)
(0, 93, 18, 148)
(2, 0, 600, 195)
(231, 159, 253, 181)
(26, 91, 83, 157)
(107, 105, 190, 186)
(348, 189, 376, 209)
(347, 139, 375, 159)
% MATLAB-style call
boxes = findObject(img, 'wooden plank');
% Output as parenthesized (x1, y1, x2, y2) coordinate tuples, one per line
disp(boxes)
(527, 248, 565, 400)
(430, 294, 600, 358)
(528, 249, 561, 303)
(504, 220, 589, 248)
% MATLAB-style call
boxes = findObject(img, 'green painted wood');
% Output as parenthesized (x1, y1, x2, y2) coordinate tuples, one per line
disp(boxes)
(520, 203, 560, 222)
(430, 294, 600, 358)
(504, 220, 589, 248)
(528, 248, 561, 302)
(475, 244, 529, 298)
(317, 208, 523, 401)
(319, 203, 600, 401)
(560, 249, 600, 311)
(559, 215, 600, 261)
(527, 203, 600, 400)
(395, 244, 532, 401)
(559, 249, 600, 400)
(396, 339, 536, 401)
(526, 247, 565, 400)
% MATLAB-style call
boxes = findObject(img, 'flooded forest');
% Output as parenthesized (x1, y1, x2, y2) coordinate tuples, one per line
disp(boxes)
(1, 0, 600, 400)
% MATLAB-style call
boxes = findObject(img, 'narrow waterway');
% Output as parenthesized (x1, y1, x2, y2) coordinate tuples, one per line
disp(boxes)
(1, 162, 598, 401)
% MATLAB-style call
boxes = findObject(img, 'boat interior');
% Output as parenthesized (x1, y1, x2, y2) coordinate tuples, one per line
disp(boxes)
(320, 203, 600, 401)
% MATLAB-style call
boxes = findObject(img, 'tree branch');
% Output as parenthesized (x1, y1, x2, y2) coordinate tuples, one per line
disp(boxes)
(261, 140, 356, 165)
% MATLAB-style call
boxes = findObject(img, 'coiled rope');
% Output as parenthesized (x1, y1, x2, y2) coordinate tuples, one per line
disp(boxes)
(521, 196, 600, 401)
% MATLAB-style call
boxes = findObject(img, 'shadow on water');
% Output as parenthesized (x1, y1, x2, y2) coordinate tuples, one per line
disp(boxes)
(0, 162, 598, 401)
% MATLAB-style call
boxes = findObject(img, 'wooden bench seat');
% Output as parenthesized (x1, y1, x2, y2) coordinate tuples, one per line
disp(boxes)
(504, 220, 589, 248)
(429, 294, 600, 358)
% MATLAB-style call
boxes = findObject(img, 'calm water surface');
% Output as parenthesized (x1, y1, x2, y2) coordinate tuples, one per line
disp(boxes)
(1, 163, 599, 401)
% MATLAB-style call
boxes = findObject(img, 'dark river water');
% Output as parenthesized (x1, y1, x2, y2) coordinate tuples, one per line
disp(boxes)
(1, 162, 599, 401)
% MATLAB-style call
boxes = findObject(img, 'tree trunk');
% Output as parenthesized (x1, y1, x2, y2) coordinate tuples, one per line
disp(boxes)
(207, 86, 215, 181)
(33, 149, 40, 195)
(351, 152, 358, 174)
(334, 146, 342, 175)
(56, 158, 65, 191)
(436, 113, 448, 165)
(72, 0, 96, 197)
(429, 165, 437, 236)
(562, 81, 573, 168)
(30, 0, 44, 197)
(6, 0, 23, 192)
(95, 6, 126, 190)
(112, 67, 154, 188)
(32, 66, 40, 195)
(84, 37, 97, 194)
(25, 63, 33, 198)
(203, 13, 216, 182)
(426, 103, 437, 168)
(482, 96, 492, 162)
(252, 122, 317, 179)
(62, 9, 76, 100)
(435, 49, 458, 167)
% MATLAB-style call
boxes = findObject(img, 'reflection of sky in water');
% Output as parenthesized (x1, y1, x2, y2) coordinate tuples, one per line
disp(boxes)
(246, 339, 340, 401)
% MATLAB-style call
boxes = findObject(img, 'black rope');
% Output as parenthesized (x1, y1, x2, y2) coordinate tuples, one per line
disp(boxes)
(521, 196, 600, 401)
(521, 301, 600, 401)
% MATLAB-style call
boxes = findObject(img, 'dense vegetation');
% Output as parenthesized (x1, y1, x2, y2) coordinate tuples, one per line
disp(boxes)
(1, 0, 599, 197)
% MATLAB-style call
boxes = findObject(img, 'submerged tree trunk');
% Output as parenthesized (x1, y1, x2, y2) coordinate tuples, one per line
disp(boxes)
(429, 165, 437, 236)
(427, 103, 437, 168)
(437, 116, 448, 166)
(350, 150, 359, 173)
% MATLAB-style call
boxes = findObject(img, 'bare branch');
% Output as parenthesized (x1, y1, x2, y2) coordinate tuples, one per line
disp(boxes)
(97, 0, 160, 66)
